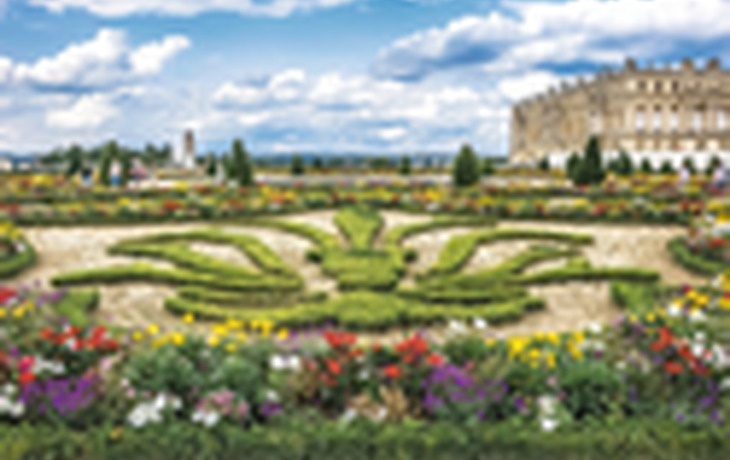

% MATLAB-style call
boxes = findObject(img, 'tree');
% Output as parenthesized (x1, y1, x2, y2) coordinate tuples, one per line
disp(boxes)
(291, 154, 305, 176)
(640, 158, 654, 175)
(566, 152, 581, 181)
(99, 141, 118, 186)
(205, 153, 218, 177)
(312, 156, 324, 172)
(615, 150, 634, 176)
(538, 156, 550, 172)
(659, 160, 676, 175)
(581, 135, 605, 184)
(706, 155, 722, 176)
(221, 154, 233, 180)
(231, 139, 254, 186)
(681, 157, 697, 175)
(452, 144, 481, 187)
(482, 157, 496, 176)
(65, 144, 84, 178)
(121, 154, 132, 186)
(399, 156, 411, 175)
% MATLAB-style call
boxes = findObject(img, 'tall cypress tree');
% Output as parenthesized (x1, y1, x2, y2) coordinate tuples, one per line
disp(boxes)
(99, 141, 118, 186)
(452, 144, 481, 187)
(231, 139, 254, 186)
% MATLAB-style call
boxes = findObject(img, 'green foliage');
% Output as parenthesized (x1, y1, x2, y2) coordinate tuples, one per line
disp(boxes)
(482, 157, 496, 176)
(383, 215, 495, 249)
(615, 150, 634, 176)
(559, 360, 626, 420)
(291, 154, 305, 176)
(571, 136, 605, 186)
(312, 156, 324, 171)
(334, 206, 383, 251)
(65, 145, 84, 178)
(0, 238, 36, 279)
(51, 289, 100, 327)
(660, 160, 676, 175)
(609, 282, 664, 315)
(566, 152, 581, 179)
(452, 144, 481, 188)
(230, 139, 254, 186)
(99, 141, 118, 186)
(399, 156, 412, 175)
(667, 237, 726, 276)
(205, 153, 218, 177)
(682, 157, 697, 175)
(537, 157, 550, 172)
(640, 158, 654, 175)
(706, 155, 722, 176)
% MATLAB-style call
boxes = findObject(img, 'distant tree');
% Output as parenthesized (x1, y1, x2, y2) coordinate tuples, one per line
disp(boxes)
(706, 155, 722, 176)
(482, 157, 496, 176)
(659, 160, 676, 175)
(615, 150, 634, 176)
(231, 139, 254, 186)
(452, 144, 481, 187)
(65, 144, 84, 178)
(640, 158, 654, 175)
(581, 135, 605, 185)
(538, 156, 550, 172)
(681, 157, 697, 175)
(121, 154, 132, 186)
(221, 154, 233, 180)
(312, 156, 324, 171)
(205, 153, 218, 177)
(399, 156, 412, 175)
(291, 154, 305, 176)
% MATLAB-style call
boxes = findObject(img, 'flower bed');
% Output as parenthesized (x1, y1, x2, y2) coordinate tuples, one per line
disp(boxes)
(0, 222, 35, 279)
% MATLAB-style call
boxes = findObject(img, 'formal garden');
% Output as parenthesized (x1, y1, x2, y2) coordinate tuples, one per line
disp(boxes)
(0, 140, 729, 459)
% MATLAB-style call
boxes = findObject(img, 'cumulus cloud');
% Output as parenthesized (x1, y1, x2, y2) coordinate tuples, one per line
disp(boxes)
(372, 0, 730, 81)
(28, 0, 357, 18)
(46, 93, 119, 129)
(5, 28, 190, 91)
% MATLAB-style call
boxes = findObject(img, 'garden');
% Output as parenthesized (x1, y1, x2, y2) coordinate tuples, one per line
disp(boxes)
(0, 160, 729, 459)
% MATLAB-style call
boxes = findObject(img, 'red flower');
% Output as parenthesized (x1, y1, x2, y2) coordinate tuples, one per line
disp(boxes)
(383, 365, 402, 379)
(651, 327, 674, 352)
(18, 372, 35, 386)
(320, 374, 337, 388)
(325, 359, 342, 376)
(395, 335, 429, 356)
(39, 327, 56, 341)
(0, 287, 17, 305)
(322, 331, 357, 349)
(371, 343, 382, 353)
(426, 353, 445, 367)
(664, 361, 684, 375)
(18, 355, 34, 372)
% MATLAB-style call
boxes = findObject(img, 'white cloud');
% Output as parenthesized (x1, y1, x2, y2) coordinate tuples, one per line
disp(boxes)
(6, 28, 190, 90)
(46, 93, 119, 129)
(373, 0, 730, 80)
(129, 35, 191, 75)
(28, 0, 357, 18)
(378, 127, 407, 141)
(497, 70, 563, 102)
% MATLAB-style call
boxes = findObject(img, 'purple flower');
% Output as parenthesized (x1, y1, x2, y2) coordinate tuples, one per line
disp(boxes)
(19, 375, 99, 417)
(676, 413, 685, 423)
(259, 401, 282, 418)
(514, 397, 527, 414)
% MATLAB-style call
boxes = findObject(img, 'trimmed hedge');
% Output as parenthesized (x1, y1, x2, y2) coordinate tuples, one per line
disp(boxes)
(2, 417, 727, 460)
(514, 266, 660, 285)
(51, 288, 100, 327)
(383, 214, 496, 248)
(178, 285, 327, 307)
(397, 286, 528, 304)
(334, 206, 383, 250)
(424, 229, 593, 277)
(248, 218, 340, 251)
(609, 281, 665, 314)
(667, 237, 725, 276)
(164, 291, 545, 330)
(52, 263, 302, 292)
(0, 238, 36, 279)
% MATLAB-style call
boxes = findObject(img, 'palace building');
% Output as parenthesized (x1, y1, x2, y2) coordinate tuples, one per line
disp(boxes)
(509, 58, 730, 169)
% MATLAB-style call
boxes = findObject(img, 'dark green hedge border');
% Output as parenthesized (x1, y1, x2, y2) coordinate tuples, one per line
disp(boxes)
(0, 238, 36, 279)
(667, 237, 726, 276)
(2, 418, 728, 460)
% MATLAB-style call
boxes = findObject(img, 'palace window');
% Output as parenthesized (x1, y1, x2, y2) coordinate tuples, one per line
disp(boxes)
(718, 110, 726, 131)
(655, 81, 663, 93)
(635, 106, 646, 131)
(670, 106, 679, 131)
(653, 106, 662, 132)
(638, 80, 646, 91)
(672, 81, 680, 92)
(693, 108, 703, 132)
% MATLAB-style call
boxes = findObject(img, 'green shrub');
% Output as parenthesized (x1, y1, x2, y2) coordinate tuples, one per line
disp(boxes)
(51, 289, 100, 327)
(609, 282, 666, 315)
(514, 266, 659, 285)
(291, 154, 305, 175)
(334, 206, 383, 250)
(452, 144, 481, 187)
(0, 239, 36, 279)
(667, 237, 725, 276)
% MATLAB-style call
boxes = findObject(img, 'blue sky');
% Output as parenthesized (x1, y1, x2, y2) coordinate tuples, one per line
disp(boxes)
(1, 0, 730, 157)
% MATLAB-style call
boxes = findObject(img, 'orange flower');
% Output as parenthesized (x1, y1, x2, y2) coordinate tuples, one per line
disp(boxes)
(322, 331, 357, 349)
(651, 327, 674, 352)
(426, 353, 445, 367)
(325, 359, 342, 376)
(383, 365, 402, 379)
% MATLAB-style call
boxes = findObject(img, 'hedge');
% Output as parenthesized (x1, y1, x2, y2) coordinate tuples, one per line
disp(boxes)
(247, 218, 340, 251)
(111, 228, 295, 276)
(164, 291, 545, 330)
(424, 229, 593, 277)
(609, 281, 665, 314)
(334, 206, 383, 250)
(50, 288, 100, 327)
(2, 418, 727, 460)
(0, 238, 36, 279)
(396, 286, 528, 304)
(382, 214, 496, 248)
(514, 266, 660, 285)
(667, 237, 726, 276)
(178, 285, 328, 307)
(52, 263, 302, 292)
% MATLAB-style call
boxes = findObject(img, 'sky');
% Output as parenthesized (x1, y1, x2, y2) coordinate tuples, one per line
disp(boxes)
(1, 0, 730, 157)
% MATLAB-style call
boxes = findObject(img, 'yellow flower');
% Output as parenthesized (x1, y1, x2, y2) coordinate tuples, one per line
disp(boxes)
(172, 333, 185, 346)
(646, 312, 656, 322)
(13, 307, 25, 318)
(0, 308, 6, 319)
(225, 343, 237, 353)
(226, 319, 244, 330)
(529, 348, 541, 360)
(276, 328, 289, 341)
(546, 332, 559, 345)
(572, 331, 585, 344)
(235, 332, 248, 343)
(208, 335, 221, 347)
(147, 324, 160, 335)
(183, 313, 195, 324)
(545, 352, 556, 369)
(485, 338, 497, 347)
(132, 331, 144, 342)
(212, 324, 229, 336)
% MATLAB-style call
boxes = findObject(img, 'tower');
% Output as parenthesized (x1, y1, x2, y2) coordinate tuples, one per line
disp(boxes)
(182, 129, 196, 169)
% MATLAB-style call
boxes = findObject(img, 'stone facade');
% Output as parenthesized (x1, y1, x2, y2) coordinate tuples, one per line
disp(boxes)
(509, 58, 730, 169)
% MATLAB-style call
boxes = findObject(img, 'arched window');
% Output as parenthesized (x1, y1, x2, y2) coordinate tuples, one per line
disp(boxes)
(693, 107, 703, 132)
(653, 106, 662, 132)
(670, 106, 679, 131)
(718, 109, 726, 131)
(635, 106, 645, 131)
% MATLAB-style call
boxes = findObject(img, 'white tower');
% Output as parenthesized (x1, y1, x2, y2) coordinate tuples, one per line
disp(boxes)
(180, 129, 196, 169)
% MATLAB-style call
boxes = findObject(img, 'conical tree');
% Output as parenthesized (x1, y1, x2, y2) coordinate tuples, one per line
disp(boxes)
(65, 144, 84, 178)
(99, 141, 118, 186)
(291, 154, 305, 176)
(452, 144, 481, 187)
(616, 150, 634, 176)
(231, 139, 254, 186)
(121, 154, 132, 186)
(640, 158, 653, 175)
(205, 153, 218, 177)
(399, 155, 411, 175)
(566, 152, 581, 181)
(582, 135, 605, 184)
(482, 157, 495, 176)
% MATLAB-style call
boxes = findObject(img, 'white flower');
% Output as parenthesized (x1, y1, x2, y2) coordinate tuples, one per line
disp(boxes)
(689, 310, 707, 323)
(127, 402, 163, 428)
(191, 409, 221, 428)
(712, 345, 730, 369)
(691, 342, 705, 359)
(721, 377, 730, 391)
(694, 332, 707, 343)
(373, 407, 388, 422)
(537, 396, 558, 417)
(540, 418, 559, 432)
(448, 319, 467, 335)
(266, 390, 280, 402)
(269, 355, 287, 371)
(473, 318, 489, 330)
(0, 383, 16, 396)
(8, 401, 24, 418)
(615, 361, 626, 371)
(358, 369, 370, 381)
(667, 303, 682, 317)
(339, 408, 358, 425)
(587, 322, 602, 334)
